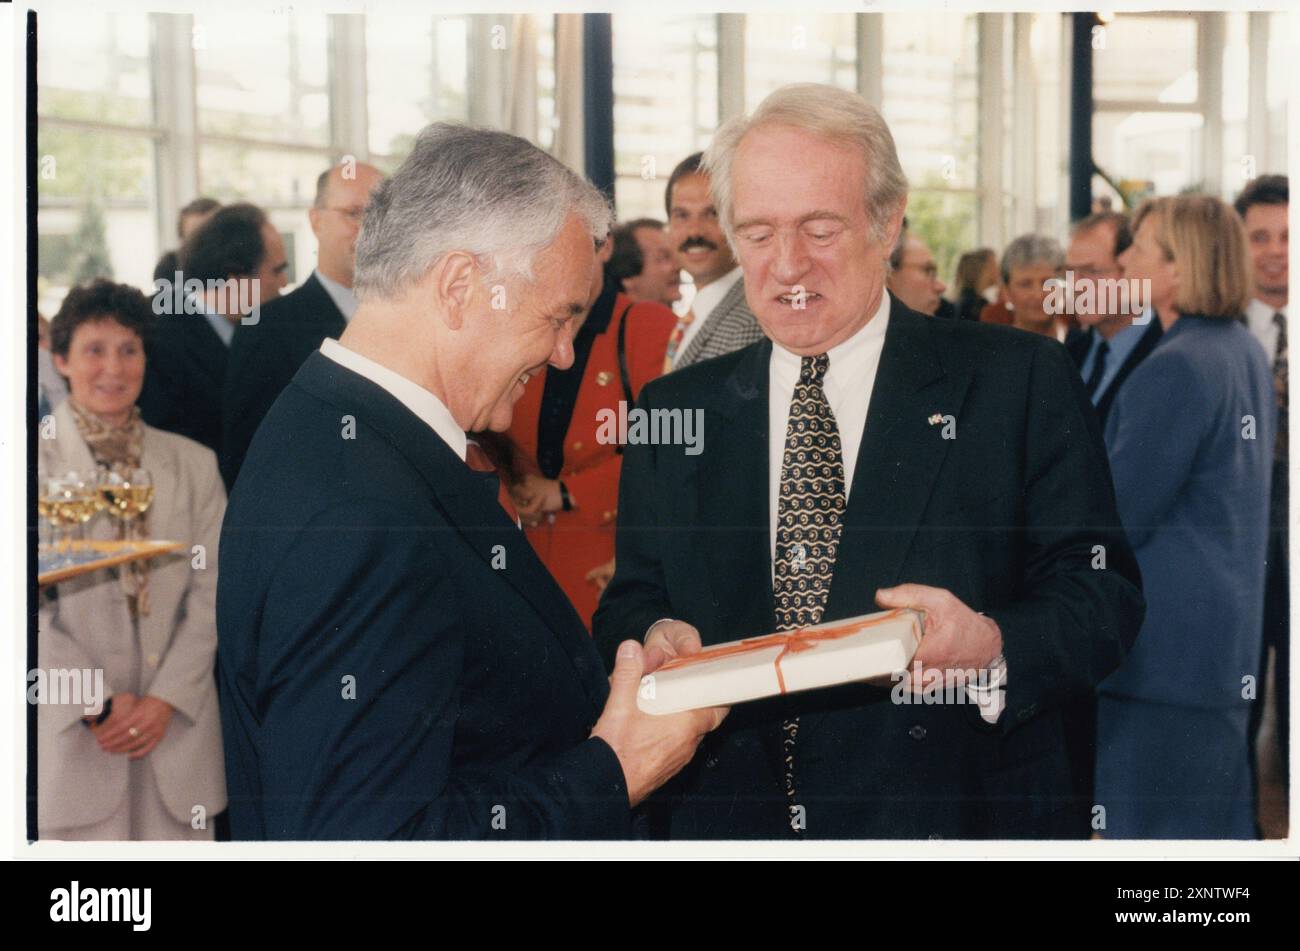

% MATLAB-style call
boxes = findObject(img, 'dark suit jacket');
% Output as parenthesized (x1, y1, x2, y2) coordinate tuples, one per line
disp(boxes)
(593, 295, 1144, 839)
(221, 273, 346, 489)
(1065, 319, 1164, 426)
(138, 310, 228, 455)
(217, 350, 631, 839)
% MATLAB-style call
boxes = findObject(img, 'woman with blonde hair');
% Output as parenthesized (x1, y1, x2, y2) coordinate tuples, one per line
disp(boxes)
(1097, 196, 1274, 838)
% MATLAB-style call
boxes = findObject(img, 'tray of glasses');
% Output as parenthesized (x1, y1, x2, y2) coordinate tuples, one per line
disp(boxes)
(38, 540, 186, 588)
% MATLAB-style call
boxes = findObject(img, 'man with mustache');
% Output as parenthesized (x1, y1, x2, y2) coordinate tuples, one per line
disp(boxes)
(662, 153, 764, 371)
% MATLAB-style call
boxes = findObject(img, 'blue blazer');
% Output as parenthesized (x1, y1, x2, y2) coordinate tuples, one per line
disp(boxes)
(1102, 315, 1274, 708)
(217, 350, 631, 839)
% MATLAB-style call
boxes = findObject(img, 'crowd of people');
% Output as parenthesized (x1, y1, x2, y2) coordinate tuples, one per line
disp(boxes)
(34, 80, 1289, 842)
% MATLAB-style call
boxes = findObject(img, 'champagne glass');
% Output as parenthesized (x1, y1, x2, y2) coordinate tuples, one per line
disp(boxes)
(41, 474, 92, 564)
(100, 466, 154, 544)
(38, 476, 72, 566)
(60, 471, 98, 554)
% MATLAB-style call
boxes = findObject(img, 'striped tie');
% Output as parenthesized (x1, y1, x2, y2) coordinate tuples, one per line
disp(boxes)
(772, 353, 846, 833)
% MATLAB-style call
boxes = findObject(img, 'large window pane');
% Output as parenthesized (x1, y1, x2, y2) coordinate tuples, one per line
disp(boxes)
(37, 127, 158, 302)
(36, 9, 158, 304)
(883, 14, 978, 282)
(195, 13, 330, 146)
(612, 13, 718, 222)
(883, 14, 979, 191)
(1093, 109, 1203, 198)
(199, 144, 332, 287)
(744, 14, 857, 109)
(37, 11, 153, 125)
(1093, 14, 1198, 105)
(366, 15, 470, 161)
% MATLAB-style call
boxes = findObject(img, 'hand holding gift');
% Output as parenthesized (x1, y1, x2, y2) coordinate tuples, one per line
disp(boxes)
(874, 584, 1003, 694)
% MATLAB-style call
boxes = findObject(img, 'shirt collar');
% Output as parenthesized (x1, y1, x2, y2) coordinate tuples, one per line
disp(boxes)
(1246, 296, 1286, 329)
(770, 289, 891, 373)
(688, 266, 743, 321)
(318, 337, 467, 461)
(314, 269, 359, 322)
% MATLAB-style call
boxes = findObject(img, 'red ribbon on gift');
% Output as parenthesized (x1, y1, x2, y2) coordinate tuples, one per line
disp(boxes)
(655, 608, 915, 695)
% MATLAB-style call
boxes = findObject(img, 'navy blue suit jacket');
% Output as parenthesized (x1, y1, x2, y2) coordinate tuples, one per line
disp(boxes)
(594, 298, 1145, 839)
(138, 310, 227, 456)
(221, 273, 347, 490)
(217, 350, 630, 839)
(1102, 315, 1274, 708)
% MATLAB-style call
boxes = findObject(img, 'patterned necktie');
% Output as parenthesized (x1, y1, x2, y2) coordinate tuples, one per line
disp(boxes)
(663, 309, 695, 373)
(1084, 339, 1110, 398)
(772, 353, 846, 832)
(465, 441, 520, 525)
(1273, 312, 1287, 464)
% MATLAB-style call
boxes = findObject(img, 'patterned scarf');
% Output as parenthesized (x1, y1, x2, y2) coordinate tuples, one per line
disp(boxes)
(66, 398, 150, 617)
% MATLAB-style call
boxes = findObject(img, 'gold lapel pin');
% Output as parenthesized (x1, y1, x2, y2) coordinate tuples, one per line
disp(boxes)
(596, 371, 613, 386)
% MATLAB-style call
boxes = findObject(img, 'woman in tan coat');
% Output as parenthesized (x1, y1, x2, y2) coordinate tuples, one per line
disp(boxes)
(38, 279, 227, 840)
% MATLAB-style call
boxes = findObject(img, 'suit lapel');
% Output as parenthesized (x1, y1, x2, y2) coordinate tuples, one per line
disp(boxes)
(680, 277, 745, 367)
(292, 353, 609, 706)
(695, 341, 774, 643)
(825, 303, 972, 618)
(1097, 318, 1163, 424)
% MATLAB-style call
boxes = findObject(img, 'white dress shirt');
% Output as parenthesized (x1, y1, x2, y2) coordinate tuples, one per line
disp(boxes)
(314, 268, 359, 322)
(675, 265, 743, 361)
(767, 292, 890, 564)
(1245, 297, 1287, 368)
(319, 337, 466, 462)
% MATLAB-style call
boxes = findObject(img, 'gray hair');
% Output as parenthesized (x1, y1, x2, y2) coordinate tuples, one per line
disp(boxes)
(353, 123, 612, 300)
(1000, 233, 1065, 284)
(701, 83, 909, 243)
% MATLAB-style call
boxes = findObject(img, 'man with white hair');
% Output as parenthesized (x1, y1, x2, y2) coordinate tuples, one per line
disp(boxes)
(594, 84, 1144, 839)
(216, 124, 725, 840)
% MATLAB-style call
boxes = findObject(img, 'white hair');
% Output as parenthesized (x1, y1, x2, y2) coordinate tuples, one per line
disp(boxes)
(702, 83, 909, 242)
(1000, 233, 1065, 284)
(353, 123, 612, 300)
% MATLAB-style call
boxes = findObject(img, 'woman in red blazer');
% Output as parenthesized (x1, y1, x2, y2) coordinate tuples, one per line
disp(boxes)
(505, 249, 675, 631)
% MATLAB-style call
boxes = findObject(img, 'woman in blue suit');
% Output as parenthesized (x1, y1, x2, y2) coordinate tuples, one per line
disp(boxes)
(1097, 196, 1275, 838)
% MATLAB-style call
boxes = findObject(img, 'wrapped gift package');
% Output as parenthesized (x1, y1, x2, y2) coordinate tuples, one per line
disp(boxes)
(638, 607, 925, 715)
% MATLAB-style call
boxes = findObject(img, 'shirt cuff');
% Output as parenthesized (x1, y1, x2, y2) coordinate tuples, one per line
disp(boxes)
(645, 618, 677, 641)
(965, 654, 1007, 724)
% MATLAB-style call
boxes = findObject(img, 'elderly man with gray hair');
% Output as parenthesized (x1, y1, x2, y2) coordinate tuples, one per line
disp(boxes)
(595, 84, 1143, 839)
(216, 124, 726, 840)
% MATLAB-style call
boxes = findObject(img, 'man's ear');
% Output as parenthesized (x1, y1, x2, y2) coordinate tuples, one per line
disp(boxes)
(308, 206, 324, 240)
(883, 203, 907, 258)
(51, 351, 69, 378)
(433, 251, 478, 331)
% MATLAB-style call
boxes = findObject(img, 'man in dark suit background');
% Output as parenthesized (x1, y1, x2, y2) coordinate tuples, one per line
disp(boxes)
(217, 123, 725, 840)
(220, 161, 385, 489)
(152, 196, 221, 285)
(139, 203, 287, 454)
(1064, 211, 1163, 427)
(1057, 210, 1162, 830)
(593, 83, 1144, 840)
